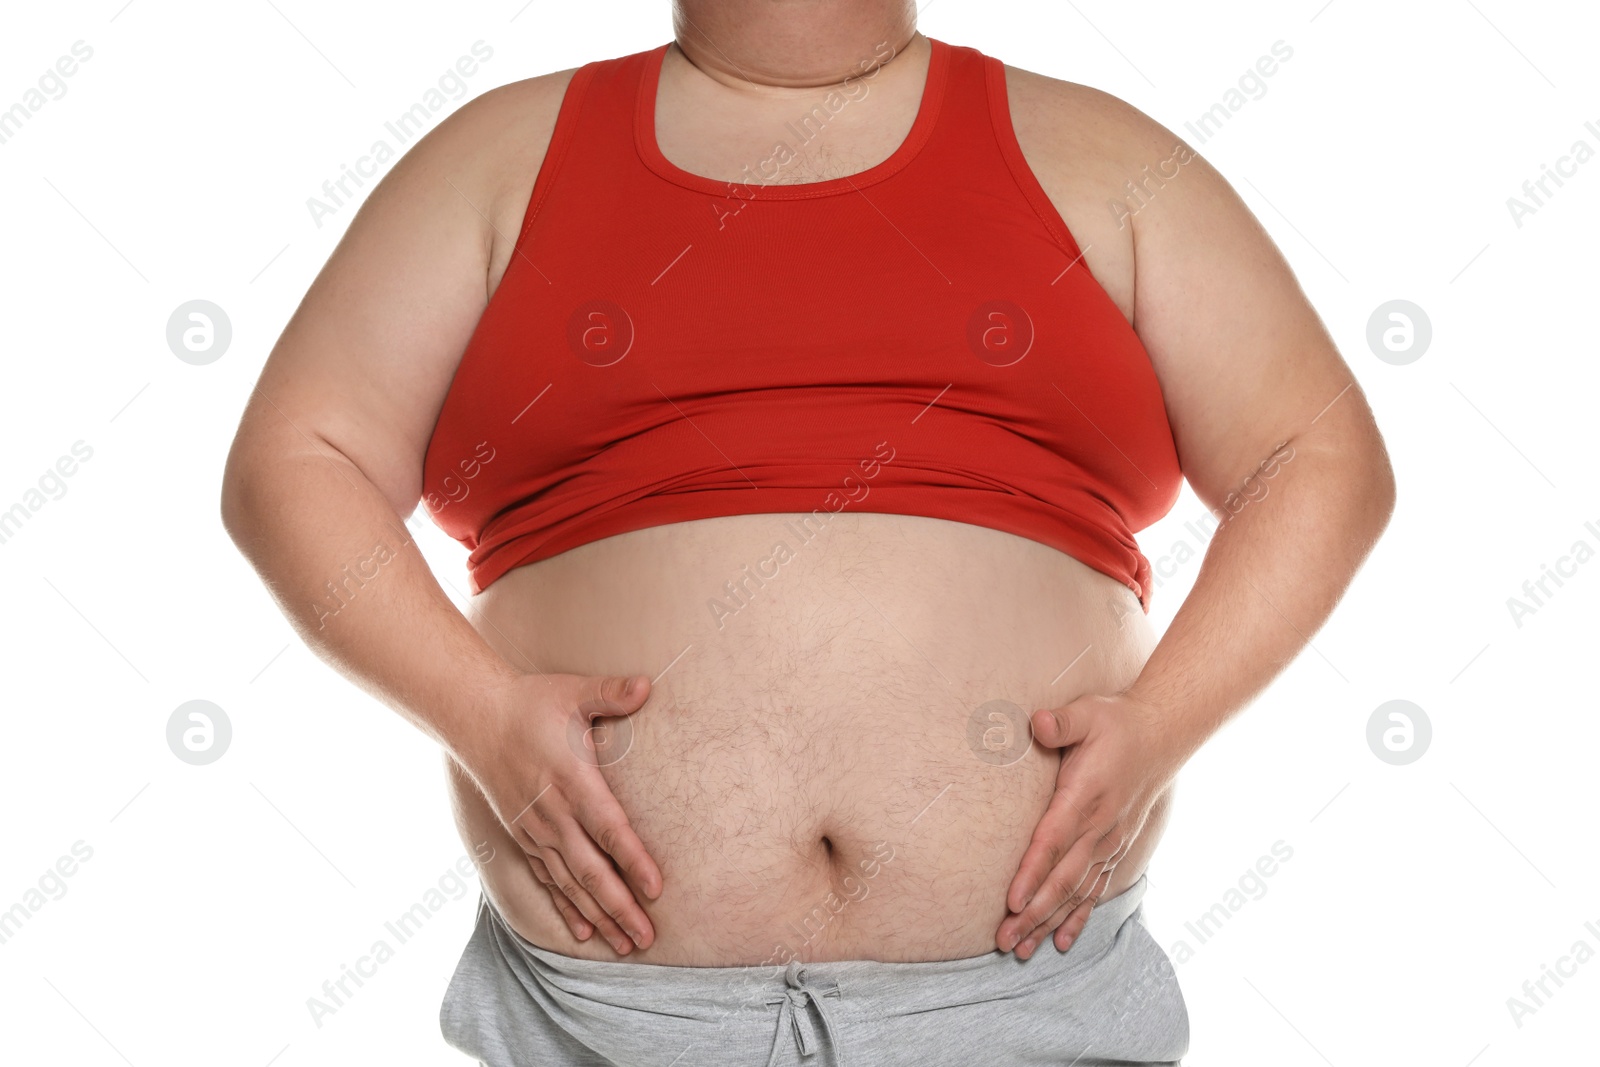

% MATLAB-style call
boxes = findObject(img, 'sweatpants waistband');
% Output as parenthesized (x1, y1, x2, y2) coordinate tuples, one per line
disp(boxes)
(503, 873, 1151, 1017)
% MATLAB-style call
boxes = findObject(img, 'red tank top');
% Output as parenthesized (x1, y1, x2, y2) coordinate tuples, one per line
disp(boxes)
(422, 37, 1182, 609)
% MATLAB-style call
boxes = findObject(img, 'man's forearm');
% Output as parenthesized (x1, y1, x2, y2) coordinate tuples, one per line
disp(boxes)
(1123, 422, 1396, 761)
(221, 415, 522, 762)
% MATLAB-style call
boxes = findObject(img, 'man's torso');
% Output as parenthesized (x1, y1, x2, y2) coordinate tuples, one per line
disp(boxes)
(447, 37, 1175, 965)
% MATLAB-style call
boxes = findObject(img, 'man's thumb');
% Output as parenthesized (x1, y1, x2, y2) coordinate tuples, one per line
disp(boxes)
(582, 674, 650, 717)
(1032, 704, 1088, 748)
(617, 674, 650, 707)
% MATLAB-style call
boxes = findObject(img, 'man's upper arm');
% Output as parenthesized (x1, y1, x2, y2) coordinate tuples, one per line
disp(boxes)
(1113, 104, 1369, 507)
(238, 75, 566, 517)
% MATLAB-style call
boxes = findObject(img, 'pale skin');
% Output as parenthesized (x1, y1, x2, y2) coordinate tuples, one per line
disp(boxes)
(222, 0, 1393, 970)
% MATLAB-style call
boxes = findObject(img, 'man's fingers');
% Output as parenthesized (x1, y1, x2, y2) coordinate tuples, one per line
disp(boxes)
(1013, 864, 1113, 959)
(1014, 896, 1077, 960)
(515, 824, 598, 942)
(514, 819, 634, 952)
(537, 845, 638, 955)
(998, 825, 1126, 953)
(509, 776, 657, 949)
(574, 796, 662, 900)
(1017, 866, 1113, 959)
(525, 852, 593, 940)
(1101, 829, 1135, 870)
(1006, 788, 1091, 912)
(1052, 874, 1109, 952)
(1045, 866, 1113, 955)
(558, 826, 656, 950)
(1000, 834, 1099, 949)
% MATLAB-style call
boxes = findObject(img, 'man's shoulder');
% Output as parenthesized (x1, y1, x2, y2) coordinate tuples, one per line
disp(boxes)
(386, 66, 582, 270)
(445, 66, 582, 177)
(988, 61, 1197, 320)
(993, 60, 1188, 178)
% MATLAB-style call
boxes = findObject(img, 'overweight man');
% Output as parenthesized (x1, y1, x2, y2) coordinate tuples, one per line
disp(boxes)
(222, 1, 1394, 1063)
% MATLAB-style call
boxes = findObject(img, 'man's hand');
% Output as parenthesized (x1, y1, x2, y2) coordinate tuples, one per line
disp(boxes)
(456, 672, 663, 956)
(996, 693, 1186, 959)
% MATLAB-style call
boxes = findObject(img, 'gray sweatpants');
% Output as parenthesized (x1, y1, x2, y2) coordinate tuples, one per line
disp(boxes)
(440, 874, 1188, 1066)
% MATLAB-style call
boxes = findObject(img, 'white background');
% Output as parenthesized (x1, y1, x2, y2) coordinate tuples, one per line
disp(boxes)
(2, 1, 1596, 1064)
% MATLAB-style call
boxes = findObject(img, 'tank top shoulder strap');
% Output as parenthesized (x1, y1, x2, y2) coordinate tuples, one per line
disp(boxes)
(510, 47, 653, 247)
(914, 40, 1088, 264)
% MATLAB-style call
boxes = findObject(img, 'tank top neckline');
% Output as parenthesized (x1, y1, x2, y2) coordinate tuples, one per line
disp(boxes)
(634, 36, 951, 199)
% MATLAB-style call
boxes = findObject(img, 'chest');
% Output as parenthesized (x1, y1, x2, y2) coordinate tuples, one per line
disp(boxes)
(531, 57, 1139, 326)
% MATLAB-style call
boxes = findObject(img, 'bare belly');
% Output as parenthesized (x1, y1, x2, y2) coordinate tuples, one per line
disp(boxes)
(447, 512, 1173, 964)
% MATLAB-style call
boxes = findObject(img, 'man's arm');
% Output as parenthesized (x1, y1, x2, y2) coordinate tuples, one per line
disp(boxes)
(221, 72, 662, 954)
(221, 83, 516, 760)
(998, 95, 1395, 957)
(1119, 139, 1394, 736)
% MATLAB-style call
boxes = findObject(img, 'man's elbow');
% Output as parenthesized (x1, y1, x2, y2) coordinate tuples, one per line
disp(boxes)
(1290, 418, 1396, 548)
(219, 432, 269, 552)
(1349, 427, 1397, 545)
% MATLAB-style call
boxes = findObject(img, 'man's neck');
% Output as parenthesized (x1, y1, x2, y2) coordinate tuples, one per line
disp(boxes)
(670, 0, 921, 92)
